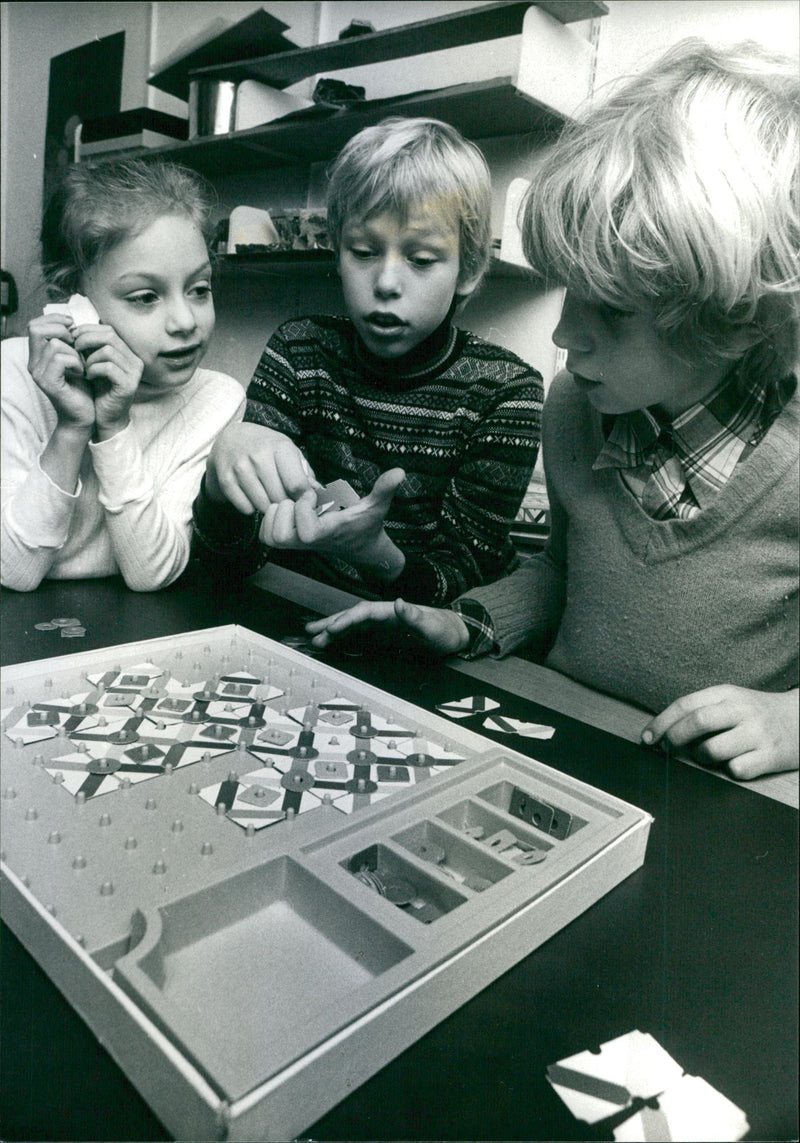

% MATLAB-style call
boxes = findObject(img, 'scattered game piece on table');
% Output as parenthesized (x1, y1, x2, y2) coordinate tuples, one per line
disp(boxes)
(35, 616, 87, 638)
(436, 695, 500, 719)
(483, 714, 555, 739)
(547, 1030, 749, 1141)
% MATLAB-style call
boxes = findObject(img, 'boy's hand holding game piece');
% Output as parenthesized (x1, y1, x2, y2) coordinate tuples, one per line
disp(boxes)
(642, 685, 800, 779)
(306, 596, 470, 655)
(260, 467, 407, 581)
(205, 422, 318, 513)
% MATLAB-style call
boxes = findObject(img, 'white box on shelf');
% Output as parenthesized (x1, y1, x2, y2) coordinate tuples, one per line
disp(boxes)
(234, 80, 313, 131)
(517, 5, 595, 119)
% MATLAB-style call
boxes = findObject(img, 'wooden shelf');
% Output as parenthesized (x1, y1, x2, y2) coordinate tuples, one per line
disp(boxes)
(130, 76, 564, 176)
(216, 248, 533, 279)
(184, 1, 608, 91)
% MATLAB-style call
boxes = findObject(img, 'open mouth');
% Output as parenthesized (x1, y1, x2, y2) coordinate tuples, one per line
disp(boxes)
(160, 345, 201, 364)
(365, 312, 407, 332)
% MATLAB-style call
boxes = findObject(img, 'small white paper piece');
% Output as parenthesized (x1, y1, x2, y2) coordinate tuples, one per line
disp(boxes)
(43, 293, 99, 325)
(436, 695, 500, 719)
(315, 479, 360, 514)
(483, 714, 555, 738)
(613, 1074, 750, 1143)
(547, 1030, 684, 1124)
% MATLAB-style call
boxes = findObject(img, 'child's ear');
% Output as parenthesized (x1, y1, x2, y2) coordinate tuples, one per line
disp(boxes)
(455, 268, 483, 304)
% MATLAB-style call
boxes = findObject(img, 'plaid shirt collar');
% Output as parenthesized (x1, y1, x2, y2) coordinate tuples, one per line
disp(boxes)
(593, 364, 793, 517)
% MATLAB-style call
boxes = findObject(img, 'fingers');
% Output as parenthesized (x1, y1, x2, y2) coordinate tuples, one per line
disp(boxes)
(305, 601, 398, 647)
(260, 499, 302, 547)
(367, 467, 406, 508)
(208, 425, 314, 514)
(641, 685, 799, 780)
(641, 686, 738, 748)
(31, 338, 85, 383)
(217, 463, 267, 515)
(28, 313, 75, 347)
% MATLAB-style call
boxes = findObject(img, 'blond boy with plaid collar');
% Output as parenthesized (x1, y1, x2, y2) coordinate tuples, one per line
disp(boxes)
(307, 40, 799, 782)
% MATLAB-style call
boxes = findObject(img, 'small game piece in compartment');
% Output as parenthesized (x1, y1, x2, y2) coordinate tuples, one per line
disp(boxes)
(392, 818, 513, 891)
(437, 797, 553, 864)
(344, 842, 468, 923)
(478, 778, 587, 840)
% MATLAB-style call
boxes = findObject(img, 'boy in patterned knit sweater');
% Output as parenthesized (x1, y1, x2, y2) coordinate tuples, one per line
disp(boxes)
(307, 41, 799, 780)
(193, 117, 542, 605)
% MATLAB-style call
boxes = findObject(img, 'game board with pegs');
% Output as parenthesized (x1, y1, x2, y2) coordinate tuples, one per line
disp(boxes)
(1, 625, 652, 1142)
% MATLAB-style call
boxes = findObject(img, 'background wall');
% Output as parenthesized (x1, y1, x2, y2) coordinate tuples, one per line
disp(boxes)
(2, 0, 798, 389)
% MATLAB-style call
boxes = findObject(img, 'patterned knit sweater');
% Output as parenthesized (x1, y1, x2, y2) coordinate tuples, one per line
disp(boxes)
(459, 371, 799, 714)
(193, 315, 542, 605)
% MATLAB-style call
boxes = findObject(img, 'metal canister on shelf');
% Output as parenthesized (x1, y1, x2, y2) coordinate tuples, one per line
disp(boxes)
(188, 79, 237, 138)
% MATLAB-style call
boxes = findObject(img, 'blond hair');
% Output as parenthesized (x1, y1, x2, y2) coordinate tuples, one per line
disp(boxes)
(522, 39, 799, 385)
(326, 117, 492, 293)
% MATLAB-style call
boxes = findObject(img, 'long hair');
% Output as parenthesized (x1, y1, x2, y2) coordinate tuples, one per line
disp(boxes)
(522, 39, 800, 385)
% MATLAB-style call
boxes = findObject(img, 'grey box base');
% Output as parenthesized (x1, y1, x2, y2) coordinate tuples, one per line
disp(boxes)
(1, 626, 651, 1141)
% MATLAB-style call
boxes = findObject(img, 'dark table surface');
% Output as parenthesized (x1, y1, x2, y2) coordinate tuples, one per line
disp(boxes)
(1, 574, 797, 1142)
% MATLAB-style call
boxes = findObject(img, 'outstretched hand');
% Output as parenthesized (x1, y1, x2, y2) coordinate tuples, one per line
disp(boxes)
(260, 468, 407, 580)
(642, 685, 799, 779)
(306, 596, 470, 656)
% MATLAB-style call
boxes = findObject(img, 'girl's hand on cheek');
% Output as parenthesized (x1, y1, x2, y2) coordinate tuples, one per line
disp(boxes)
(73, 324, 143, 439)
(27, 314, 95, 428)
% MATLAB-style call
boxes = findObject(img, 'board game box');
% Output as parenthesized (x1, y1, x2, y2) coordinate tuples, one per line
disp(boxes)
(1, 625, 652, 1141)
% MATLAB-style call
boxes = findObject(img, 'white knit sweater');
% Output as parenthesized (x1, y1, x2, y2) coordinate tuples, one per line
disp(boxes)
(1, 337, 244, 591)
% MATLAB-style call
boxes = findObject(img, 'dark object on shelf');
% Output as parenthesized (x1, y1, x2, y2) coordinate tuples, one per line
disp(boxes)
(79, 108, 188, 157)
(211, 218, 229, 256)
(1, 269, 18, 339)
(339, 19, 375, 40)
(148, 9, 298, 101)
(313, 78, 366, 109)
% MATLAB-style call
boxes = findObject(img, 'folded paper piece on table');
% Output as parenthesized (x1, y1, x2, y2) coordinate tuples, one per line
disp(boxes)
(483, 714, 555, 739)
(436, 696, 500, 719)
(548, 1030, 749, 1141)
(547, 1031, 683, 1123)
(613, 1074, 750, 1142)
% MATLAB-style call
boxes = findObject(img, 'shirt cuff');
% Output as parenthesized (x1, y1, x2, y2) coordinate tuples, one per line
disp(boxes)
(89, 424, 152, 513)
(192, 474, 263, 550)
(451, 597, 497, 659)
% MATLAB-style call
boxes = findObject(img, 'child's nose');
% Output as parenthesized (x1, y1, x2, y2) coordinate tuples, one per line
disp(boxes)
(552, 293, 593, 353)
(165, 297, 198, 335)
(374, 256, 403, 297)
